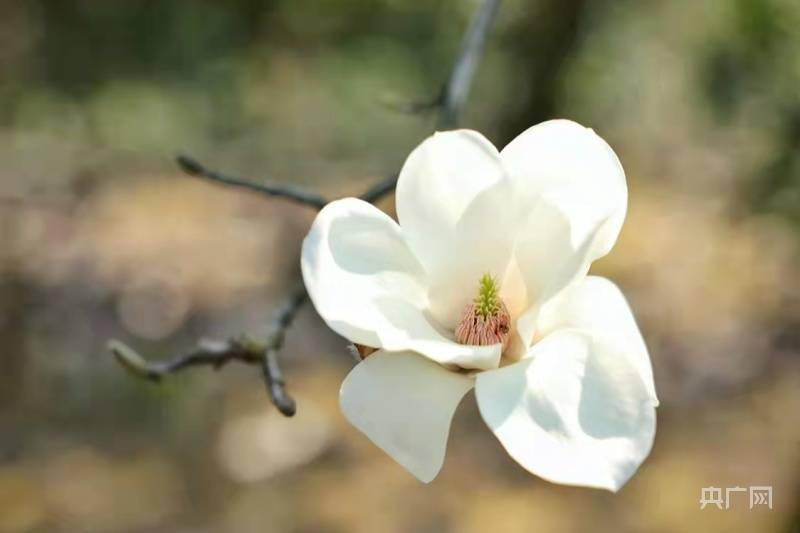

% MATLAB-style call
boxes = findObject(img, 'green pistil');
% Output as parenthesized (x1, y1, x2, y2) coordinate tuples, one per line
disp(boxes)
(474, 273, 500, 318)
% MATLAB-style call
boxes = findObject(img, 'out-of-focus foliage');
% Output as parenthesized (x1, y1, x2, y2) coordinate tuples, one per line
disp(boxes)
(1, 0, 799, 532)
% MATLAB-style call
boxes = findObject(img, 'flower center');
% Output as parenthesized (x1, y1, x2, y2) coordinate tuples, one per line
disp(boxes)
(454, 274, 511, 349)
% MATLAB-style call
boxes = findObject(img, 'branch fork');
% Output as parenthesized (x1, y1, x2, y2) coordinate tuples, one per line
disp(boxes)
(109, 0, 501, 416)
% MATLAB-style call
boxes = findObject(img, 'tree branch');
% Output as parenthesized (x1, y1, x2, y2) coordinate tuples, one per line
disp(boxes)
(358, 172, 400, 204)
(352, 0, 501, 202)
(110, 0, 502, 415)
(177, 155, 329, 210)
(109, 284, 306, 416)
(174, 0, 500, 208)
(438, 0, 502, 129)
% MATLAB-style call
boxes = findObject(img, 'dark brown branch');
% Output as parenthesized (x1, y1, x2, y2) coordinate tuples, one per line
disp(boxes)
(262, 348, 294, 415)
(111, 0, 502, 415)
(356, 0, 501, 202)
(175, 0, 500, 208)
(358, 172, 400, 204)
(109, 285, 306, 416)
(384, 0, 500, 129)
(110, 337, 262, 379)
(177, 155, 328, 210)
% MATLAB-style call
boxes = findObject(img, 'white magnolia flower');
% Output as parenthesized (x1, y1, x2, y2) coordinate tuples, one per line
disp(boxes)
(301, 119, 658, 491)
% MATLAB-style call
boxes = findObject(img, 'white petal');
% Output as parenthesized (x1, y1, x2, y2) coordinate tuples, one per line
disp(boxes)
(502, 120, 627, 341)
(396, 129, 516, 328)
(302, 198, 501, 370)
(475, 330, 656, 492)
(340, 350, 474, 483)
(510, 200, 608, 351)
(537, 276, 658, 406)
(302, 198, 426, 347)
(501, 119, 627, 263)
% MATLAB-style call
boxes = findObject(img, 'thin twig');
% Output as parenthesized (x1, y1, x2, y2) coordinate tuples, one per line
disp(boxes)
(358, 172, 400, 204)
(355, 0, 502, 202)
(383, 0, 500, 125)
(109, 285, 307, 416)
(174, 0, 500, 209)
(177, 155, 328, 210)
(111, 0, 502, 415)
(262, 348, 294, 415)
(438, 0, 502, 130)
(109, 337, 262, 379)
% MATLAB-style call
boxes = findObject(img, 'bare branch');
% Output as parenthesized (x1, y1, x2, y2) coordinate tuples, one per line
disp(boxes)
(357, 0, 502, 203)
(383, 0, 501, 127)
(110, 337, 261, 379)
(176, 0, 500, 209)
(438, 0, 502, 129)
(177, 155, 329, 210)
(109, 285, 306, 416)
(262, 348, 294, 415)
(358, 172, 400, 204)
(111, 0, 502, 415)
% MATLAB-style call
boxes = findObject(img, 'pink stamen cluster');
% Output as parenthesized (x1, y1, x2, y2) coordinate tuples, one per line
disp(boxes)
(454, 301, 511, 350)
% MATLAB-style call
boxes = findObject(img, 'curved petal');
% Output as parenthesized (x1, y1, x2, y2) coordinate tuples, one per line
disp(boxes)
(302, 198, 426, 347)
(302, 198, 501, 370)
(502, 120, 628, 340)
(475, 330, 656, 492)
(536, 276, 658, 406)
(501, 119, 627, 263)
(396, 130, 516, 328)
(510, 200, 610, 352)
(340, 350, 474, 483)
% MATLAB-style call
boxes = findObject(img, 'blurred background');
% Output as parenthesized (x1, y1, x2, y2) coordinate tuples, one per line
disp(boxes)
(1, 0, 799, 531)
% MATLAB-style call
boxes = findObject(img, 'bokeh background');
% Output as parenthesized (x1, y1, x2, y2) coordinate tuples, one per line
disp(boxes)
(1, 0, 799, 531)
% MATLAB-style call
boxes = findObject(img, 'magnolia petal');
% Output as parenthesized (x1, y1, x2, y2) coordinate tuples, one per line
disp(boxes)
(501, 119, 627, 263)
(302, 198, 501, 370)
(396, 130, 516, 328)
(340, 350, 474, 483)
(302, 198, 426, 347)
(370, 297, 501, 369)
(510, 200, 609, 351)
(537, 276, 658, 406)
(475, 330, 656, 492)
(502, 120, 627, 340)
